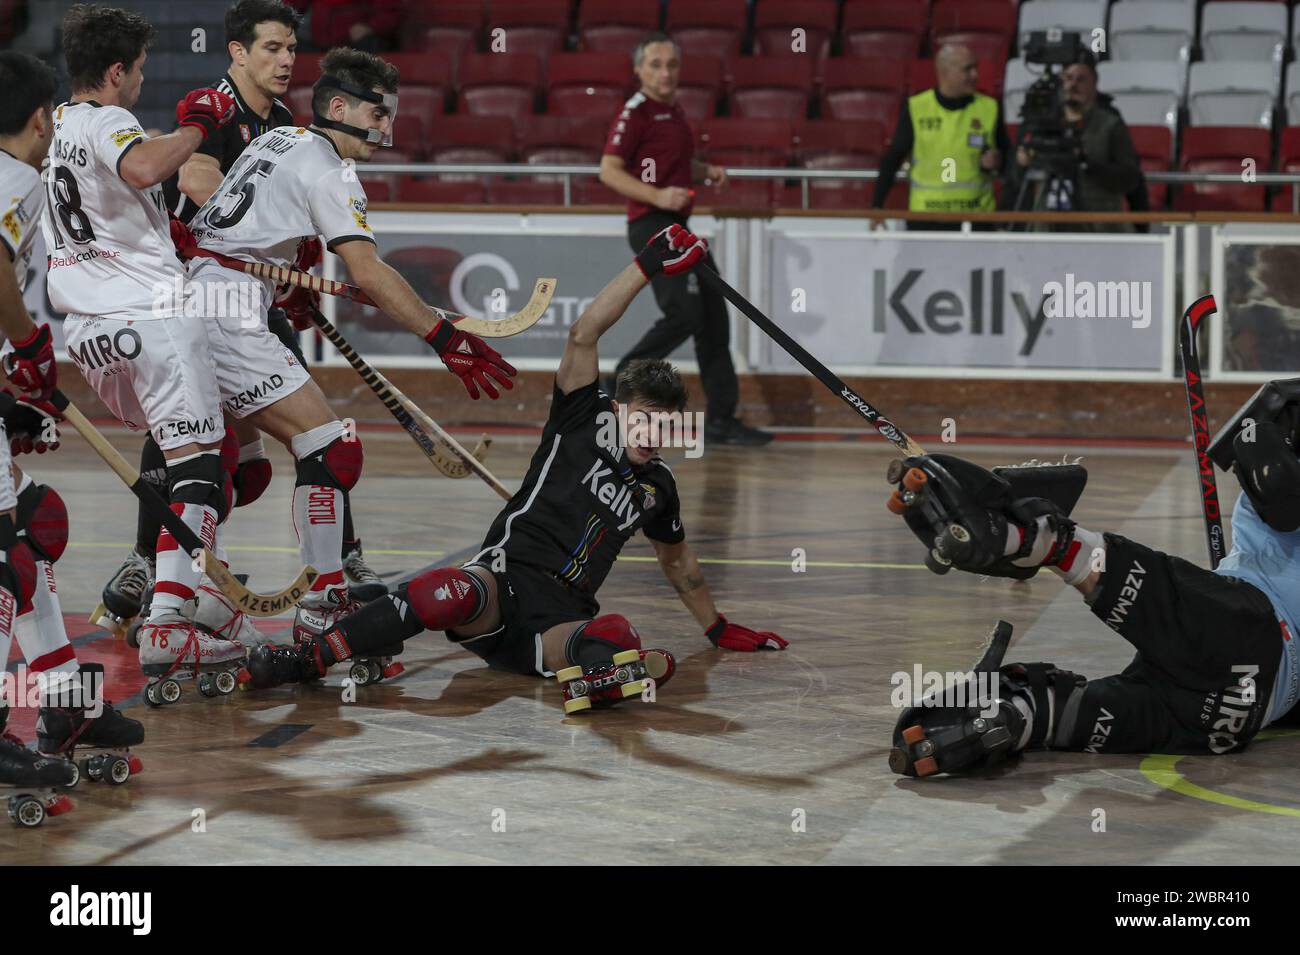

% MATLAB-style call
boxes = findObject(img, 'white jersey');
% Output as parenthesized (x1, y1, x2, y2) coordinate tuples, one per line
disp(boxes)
(41, 100, 182, 319)
(0, 148, 44, 293)
(190, 125, 373, 276)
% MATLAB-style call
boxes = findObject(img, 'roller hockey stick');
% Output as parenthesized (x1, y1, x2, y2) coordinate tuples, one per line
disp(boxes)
(696, 266, 926, 455)
(308, 308, 512, 501)
(199, 249, 555, 339)
(1178, 293, 1226, 568)
(52, 394, 319, 615)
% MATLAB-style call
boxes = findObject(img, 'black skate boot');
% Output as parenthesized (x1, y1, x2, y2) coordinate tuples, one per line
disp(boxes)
(90, 548, 154, 638)
(0, 734, 76, 827)
(342, 542, 388, 603)
(246, 638, 330, 689)
(37, 663, 144, 787)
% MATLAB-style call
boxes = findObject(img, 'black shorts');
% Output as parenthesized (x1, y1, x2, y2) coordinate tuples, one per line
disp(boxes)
(448, 562, 598, 676)
(1062, 533, 1283, 755)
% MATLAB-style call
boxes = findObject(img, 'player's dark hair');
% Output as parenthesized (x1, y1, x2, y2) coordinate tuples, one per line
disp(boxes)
(312, 47, 399, 117)
(62, 4, 156, 93)
(226, 0, 301, 50)
(0, 52, 59, 137)
(615, 360, 687, 412)
(633, 32, 680, 67)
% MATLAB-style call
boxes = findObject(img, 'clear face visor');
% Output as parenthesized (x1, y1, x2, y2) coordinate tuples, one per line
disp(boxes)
(368, 91, 398, 147)
(314, 75, 399, 147)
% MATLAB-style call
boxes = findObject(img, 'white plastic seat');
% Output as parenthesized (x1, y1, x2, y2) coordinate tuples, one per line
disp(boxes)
(1187, 61, 1277, 127)
(1108, 1, 1195, 62)
(1002, 58, 1037, 124)
(1018, 1, 1111, 49)
(1283, 62, 1300, 126)
(1201, 2, 1286, 65)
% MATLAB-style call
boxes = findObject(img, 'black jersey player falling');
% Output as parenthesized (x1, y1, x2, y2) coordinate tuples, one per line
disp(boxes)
(247, 225, 788, 709)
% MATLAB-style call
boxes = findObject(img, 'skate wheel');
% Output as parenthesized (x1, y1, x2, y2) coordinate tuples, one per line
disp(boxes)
(215, 670, 237, 695)
(144, 683, 162, 707)
(64, 760, 81, 788)
(81, 756, 101, 783)
(381, 661, 405, 680)
(611, 649, 640, 666)
(367, 661, 383, 685)
(563, 696, 593, 714)
(621, 680, 645, 699)
(643, 652, 671, 681)
(887, 747, 911, 775)
(127, 755, 144, 775)
(106, 757, 131, 785)
(348, 662, 371, 686)
(901, 725, 927, 745)
(914, 756, 939, 777)
(938, 524, 973, 562)
(555, 665, 584, 683)
(887, 490, 907, 515)
(198, 674, 218, 698)
(160, 679, 182, 705)
(886, 459, 906, 484)
(924, 549, 952, 576)
(9, 795, 44, 827)
(903, 467, 928, 493)
(125, 621, 143, 649)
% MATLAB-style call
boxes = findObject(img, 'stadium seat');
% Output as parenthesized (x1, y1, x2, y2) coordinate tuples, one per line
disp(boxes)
(457, 53, 543, 115)
(404, 0, 482, 59)
(427, 115, 515, 179)
(285, 87, 313, 124)
(1175, 126, 1270, 211)
(396, 178, 489, 204)
(577, 0, 662, 53)
(1108, 2, 1195, 63)
(908, 58, 1003, 98)
(677, 54, 726, 121)
(487, 0, 569, 64)
(1286, 62, 1300, 125)
(1274, 126, 1300, 211)
(547, 52, 633, 116)
(1018, 1, 1109, 50)
(1187, 62, 1276, 127)
(489, 180, 567, 205)
(666, 0, 747, 60)
(931, 1, 1016, 64)
(516, 116, 608, 180)
(357, 178, 392, 203)
(842, 1, 928, 60)
(792, 118, 883, 206)
(1127, 124, 1174, 209)
(729, 57, 815, 119)
(385, 53, 454, 99)
(1097, 61, 1186, 136)
(1201, 2, 1286, 66)
(1002, 58, 1036, 126)
(698, 118, 795, 168)
(694, 178, 779, 210)
(752, 0, 838, 63)
(290, 53, 326, 88)
(820, 58, 905, 128)
(390, 89, 445, 158)
(574, 177, 624, 205)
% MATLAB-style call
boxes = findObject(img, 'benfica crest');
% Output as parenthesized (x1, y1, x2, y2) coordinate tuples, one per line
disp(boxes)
(239, 124, 251, 143)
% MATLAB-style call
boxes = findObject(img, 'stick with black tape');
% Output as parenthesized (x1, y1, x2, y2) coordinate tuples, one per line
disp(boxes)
(52, 393, 319, 615)
(695, 265, 926, 455)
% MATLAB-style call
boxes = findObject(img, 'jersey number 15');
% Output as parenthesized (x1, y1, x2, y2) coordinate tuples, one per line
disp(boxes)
(204, 156, 276, 230)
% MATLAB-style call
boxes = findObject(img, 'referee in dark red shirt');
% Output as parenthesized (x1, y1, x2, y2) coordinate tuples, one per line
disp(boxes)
(599, 34, 771, 446)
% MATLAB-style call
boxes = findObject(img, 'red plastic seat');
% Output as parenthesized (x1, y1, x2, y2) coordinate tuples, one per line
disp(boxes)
(694, 179, 778, 210)
(577, 0, 661, 52)
(821, 58, 906, 127)
(396, 178, 489, 204)
(930, 1, 1014, 62)
(516, 115, 608, 176)
(792, 119, 882, 205)
(1127, 125, 1173, 210)
(385, 52, 454, 97)
(752, 0, 837, 64)
(356, 177, 392, 202)
(547, 52, 633, 116)
(842, 1, 927, 60)
(457, 53, 542, 115)
(729, 57, 814, 120)
(1274, 126, 1300, 211)
(676, 54, 725, 121)
(1175, 127, 1270, 212)
(666, 0, 747, 60)
(698, 118, 794, 168)
(427, 115, 514, 178)
(490, 180, 567, 204)
(285, 87, 313, 123)
(574, 177, 623, 205)
(486, 0, 568, 64)
(908, 58, 1002, 98)
(291, 52, 326, 86)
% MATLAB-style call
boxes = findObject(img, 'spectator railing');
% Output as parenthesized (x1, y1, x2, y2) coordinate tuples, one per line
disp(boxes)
(361, 163, 1300, 214)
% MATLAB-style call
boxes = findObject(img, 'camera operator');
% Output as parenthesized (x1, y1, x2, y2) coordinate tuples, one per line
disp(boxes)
(1012, 50, 1141, 231)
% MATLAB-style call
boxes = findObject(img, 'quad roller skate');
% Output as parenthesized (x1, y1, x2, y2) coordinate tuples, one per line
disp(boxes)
(886, 459, 973, 575)
(36, 664, 144, 787)
(347, 646, 405, 687)
(245, 638, 327, 689)
(0, 727, 75, 827)
(89, 549, 154, 639)
(343, 543, 388, 603)
(137, 613, 249, 706)
(555, 649, 675, 715)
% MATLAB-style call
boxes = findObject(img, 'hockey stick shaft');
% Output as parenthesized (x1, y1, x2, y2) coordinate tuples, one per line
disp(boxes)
(53, 395, 319, 614)
(308, 309, 512, 500)
(1179, 294, 1226, 568)
(695, 266, 926, 456)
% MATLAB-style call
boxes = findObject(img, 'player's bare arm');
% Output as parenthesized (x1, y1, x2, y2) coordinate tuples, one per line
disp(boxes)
(117, 87, 235, 189)
(650, 538, 718, 628)
(0, 245, 36, 344)
(176, 151, 223, 206)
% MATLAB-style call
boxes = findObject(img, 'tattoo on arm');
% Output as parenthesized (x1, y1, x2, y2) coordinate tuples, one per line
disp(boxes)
(671, 570, 706, 595)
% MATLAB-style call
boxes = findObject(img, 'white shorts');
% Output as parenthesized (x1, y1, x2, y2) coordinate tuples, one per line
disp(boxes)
(0, 423, 15, 513)
(189, 260, 312, 419)
(65, 313, 223, 452)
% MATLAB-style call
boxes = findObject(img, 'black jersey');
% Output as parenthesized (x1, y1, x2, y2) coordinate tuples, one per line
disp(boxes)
(163, 73, 295, 223)
(474, 380, 685, 596)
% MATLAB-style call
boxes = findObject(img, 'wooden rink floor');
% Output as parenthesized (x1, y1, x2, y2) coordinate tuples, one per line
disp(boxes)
(5, 424, 1300, 866)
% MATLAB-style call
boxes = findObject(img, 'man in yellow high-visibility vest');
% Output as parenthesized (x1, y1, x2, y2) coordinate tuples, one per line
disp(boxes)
(871, 44, 1008, 230)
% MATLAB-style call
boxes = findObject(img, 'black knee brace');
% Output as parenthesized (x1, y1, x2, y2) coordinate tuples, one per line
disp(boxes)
(168, 451, 228, 522)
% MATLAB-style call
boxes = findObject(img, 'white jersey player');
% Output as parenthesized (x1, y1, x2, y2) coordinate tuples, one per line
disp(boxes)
(44, 4, 246, 685)
(181, 46, 516, 645)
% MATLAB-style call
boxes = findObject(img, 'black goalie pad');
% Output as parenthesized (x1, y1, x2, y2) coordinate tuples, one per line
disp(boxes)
(1207, 377, 1300, 472)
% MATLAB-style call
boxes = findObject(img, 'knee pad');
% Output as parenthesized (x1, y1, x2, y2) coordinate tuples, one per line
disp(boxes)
(168, 451, 229, 523)
(234, 457, 273, 507)
(407, 567, 488, 631)
(565, 614, 642, 669)
(0, 536, 39, 613)
(15, 482, 68, 563)
(295, 435, 363, 491)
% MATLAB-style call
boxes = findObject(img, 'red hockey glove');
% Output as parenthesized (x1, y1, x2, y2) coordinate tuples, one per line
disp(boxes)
(176, 88, 237, 140)
(706, 614, 788, 652)
(0, 391, 61, 455)
(273, 237, 324, 329)
(635, 224, 708, 280)
(168, 215, 198, 259)
(425, 320, 517, 400)
(4, 324, 56, 398)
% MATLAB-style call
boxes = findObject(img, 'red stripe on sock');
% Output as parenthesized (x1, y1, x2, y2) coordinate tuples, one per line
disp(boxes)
(155, 581, 196, 601)
(1056, 540, 1083, 572)
(310, 569, 344, 592)
(29, 643, 76, 672)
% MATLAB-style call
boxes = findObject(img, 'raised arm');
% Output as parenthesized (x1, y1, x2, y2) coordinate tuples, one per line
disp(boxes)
(119, 89, 236, 190)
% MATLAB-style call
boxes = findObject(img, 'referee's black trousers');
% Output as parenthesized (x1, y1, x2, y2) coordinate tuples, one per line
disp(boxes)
(615, 211, 739, 423)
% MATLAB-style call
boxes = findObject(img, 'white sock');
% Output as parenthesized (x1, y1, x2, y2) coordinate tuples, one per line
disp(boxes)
(1004, 517, 1104, 587)
(14, 560, 78, 675)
